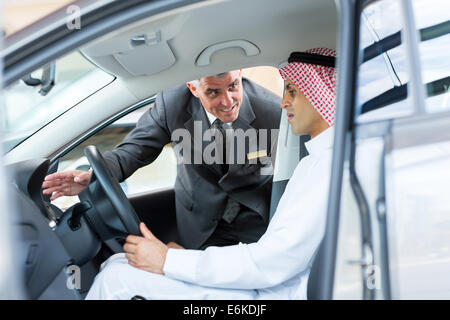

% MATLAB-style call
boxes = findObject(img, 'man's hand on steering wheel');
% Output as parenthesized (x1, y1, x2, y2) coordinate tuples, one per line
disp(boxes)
(123, 223, 169, 274)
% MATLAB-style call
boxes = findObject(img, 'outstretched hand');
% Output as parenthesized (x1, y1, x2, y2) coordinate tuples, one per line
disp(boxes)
(123, 223, 169, 274)
(42, 169, 92, 201)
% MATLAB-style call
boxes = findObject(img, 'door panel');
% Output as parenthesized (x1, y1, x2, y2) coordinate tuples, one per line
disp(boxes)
(344, 0, 450, 300)
(386, 114, 450, 299)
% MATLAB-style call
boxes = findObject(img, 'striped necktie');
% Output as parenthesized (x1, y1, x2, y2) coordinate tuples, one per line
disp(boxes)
(212, 118, 229, 173)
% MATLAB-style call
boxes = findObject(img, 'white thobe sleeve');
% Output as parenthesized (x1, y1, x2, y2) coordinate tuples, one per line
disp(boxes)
(163, 157, 330, 289)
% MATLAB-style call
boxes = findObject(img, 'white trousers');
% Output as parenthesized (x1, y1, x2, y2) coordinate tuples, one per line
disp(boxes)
(85, 254, 259, 300)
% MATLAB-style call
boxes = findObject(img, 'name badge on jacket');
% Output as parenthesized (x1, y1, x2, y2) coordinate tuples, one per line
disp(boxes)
(246, 149, 267, 161)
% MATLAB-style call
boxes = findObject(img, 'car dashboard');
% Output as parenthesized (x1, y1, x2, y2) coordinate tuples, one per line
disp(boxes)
(7, 158, 102, 299)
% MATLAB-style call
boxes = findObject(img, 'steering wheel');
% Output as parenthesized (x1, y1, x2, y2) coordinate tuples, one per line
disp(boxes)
(78, 145, 141, 240)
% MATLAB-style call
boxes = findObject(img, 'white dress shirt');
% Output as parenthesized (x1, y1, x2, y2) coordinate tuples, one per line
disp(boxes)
(204, 109, 233, 128)
(86, 126, 334, 300)
(163, 126, 335, 299)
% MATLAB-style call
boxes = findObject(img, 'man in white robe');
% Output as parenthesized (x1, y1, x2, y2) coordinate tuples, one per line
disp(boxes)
(86, 47, 337, 300)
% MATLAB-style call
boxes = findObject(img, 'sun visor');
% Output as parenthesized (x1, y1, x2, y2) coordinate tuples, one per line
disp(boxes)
(79, 10, 191, 78)
(81, 30, 176, 77)
(113, 40, 175, 76)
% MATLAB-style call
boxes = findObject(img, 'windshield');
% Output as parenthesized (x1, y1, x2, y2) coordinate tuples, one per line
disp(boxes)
(0, 51, 115, 153)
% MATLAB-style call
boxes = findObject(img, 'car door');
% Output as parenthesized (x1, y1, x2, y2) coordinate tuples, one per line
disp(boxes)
(331, 0, 450, 299)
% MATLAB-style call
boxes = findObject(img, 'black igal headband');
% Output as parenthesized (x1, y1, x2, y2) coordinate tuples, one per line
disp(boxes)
(288, 52, 336, 68)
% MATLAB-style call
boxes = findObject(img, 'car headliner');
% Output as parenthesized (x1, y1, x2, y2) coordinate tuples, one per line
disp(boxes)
(79, 0, 338, 100)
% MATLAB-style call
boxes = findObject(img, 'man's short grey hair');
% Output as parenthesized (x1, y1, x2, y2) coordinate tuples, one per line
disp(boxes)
(188, 72, 228, 88)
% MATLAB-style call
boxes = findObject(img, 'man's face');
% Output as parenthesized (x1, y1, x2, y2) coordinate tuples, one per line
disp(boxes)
(187, 70, 243, 123)
(281, 77, 328, 138)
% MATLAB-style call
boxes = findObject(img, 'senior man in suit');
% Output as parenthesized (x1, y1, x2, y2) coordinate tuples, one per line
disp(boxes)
(42, 70, 281, 250)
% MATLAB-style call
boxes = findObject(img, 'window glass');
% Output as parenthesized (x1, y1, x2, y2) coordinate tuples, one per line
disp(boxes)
(356, 0, 411, 123)
(360, 1, 403, 43)
(0, 51, 115, 153)
(413, 0, 450, 113)
(413, 0, 449, 29)
(52, 104, 177, 210)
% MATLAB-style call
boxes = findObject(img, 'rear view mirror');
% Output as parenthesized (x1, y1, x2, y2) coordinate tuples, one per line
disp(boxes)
(21, 62, 56, 96)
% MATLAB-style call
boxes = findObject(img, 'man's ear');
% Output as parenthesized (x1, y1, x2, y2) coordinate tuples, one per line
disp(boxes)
(186, 82, 200, 98)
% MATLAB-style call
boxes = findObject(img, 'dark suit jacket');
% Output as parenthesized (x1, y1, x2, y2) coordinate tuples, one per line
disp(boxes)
(103, 78, 281, 249)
